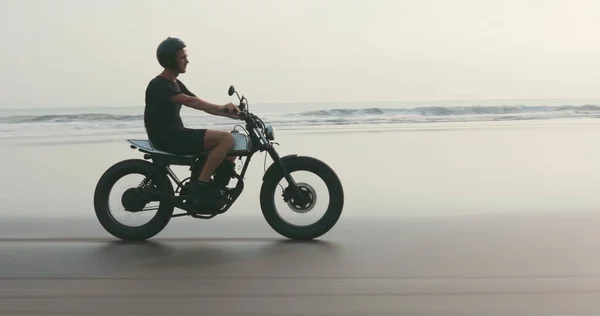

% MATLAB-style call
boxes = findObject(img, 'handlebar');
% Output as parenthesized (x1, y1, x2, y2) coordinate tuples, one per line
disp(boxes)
(227, 85, 266, 131)
(237, 109, 265, 130)
(226, 85, 276, 145)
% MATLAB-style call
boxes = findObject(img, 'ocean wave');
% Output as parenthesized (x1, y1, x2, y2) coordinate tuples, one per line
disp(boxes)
(0, 113, 143, 124)
(1, 105, 600, 129)
(293, 104, 600, 117)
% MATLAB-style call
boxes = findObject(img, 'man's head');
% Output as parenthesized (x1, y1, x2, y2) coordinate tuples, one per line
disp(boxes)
(156, 37, 188, 74)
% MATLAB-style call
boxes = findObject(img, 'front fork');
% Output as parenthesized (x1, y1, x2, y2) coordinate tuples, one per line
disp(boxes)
(267, 147, 305, 204)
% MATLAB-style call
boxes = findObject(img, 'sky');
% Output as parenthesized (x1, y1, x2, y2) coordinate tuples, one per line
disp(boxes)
(1, 0, 600, 109)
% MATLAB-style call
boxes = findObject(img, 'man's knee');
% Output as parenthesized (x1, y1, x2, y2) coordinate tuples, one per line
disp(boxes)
(204, 129, 234, 150)
(220, 131, 235, 148)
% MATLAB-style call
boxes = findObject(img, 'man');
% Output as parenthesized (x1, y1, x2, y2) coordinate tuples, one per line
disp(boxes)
(144, 37, 241, 209)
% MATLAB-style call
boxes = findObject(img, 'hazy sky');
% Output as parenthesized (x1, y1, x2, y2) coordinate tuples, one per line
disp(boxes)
(1, 0, 599, 108)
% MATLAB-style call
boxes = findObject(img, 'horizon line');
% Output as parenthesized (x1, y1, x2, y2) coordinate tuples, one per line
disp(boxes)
(2, 96, 600, 111)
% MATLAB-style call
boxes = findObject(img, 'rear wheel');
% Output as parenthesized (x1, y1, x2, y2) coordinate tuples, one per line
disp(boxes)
(93, 159, 175, 241)
(260, 156, 344, 240)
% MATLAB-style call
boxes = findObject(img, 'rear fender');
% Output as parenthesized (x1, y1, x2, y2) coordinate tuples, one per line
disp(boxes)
(262, 154, 298, 181)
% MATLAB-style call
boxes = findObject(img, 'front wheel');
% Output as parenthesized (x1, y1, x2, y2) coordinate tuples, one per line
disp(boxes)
(93, 159, 175, 241)
(260, 156, 344, 240)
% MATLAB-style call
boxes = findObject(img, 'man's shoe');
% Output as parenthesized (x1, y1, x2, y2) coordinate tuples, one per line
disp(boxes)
(187, 180, 229, 208)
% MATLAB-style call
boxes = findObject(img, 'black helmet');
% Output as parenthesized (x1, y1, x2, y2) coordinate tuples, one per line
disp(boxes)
(156, 37, 186, 70)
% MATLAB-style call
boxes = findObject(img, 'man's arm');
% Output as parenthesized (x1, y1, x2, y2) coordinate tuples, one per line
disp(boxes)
(204, 107, 240, 119)
(171, 93, 241, 119)
(170, 94, 224, 113)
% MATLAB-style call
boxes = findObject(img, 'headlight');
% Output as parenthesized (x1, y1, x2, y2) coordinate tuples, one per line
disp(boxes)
(265, 125, 275, 140)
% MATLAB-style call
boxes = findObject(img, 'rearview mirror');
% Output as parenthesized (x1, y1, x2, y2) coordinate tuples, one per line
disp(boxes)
(228, 85, 235, 96)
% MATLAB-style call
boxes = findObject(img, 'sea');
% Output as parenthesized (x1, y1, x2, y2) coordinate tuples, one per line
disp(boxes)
(2, 97, 600, 146)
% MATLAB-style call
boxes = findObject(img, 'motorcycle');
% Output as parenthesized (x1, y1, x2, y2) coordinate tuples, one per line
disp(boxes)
(93, 85, 344, 241)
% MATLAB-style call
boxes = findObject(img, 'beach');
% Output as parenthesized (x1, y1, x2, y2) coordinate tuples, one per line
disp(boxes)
(1, 110, 600, 314)
(4, 0, 600, 312)
(2, 116, 600, 223)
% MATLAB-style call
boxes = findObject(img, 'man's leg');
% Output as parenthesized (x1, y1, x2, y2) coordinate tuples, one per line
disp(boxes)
(185, 129, 236, 208)
(198, 129, 235, 183)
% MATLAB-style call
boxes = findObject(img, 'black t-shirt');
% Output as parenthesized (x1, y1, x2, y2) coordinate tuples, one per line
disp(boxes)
(144, 76, 196, 139)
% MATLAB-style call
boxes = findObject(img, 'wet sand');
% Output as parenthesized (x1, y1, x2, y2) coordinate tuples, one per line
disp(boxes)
(1, 212, 600, 315)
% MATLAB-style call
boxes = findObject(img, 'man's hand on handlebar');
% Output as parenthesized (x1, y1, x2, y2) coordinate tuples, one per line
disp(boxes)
(222, 102, 240, 114)
(221, 102, 243, 119)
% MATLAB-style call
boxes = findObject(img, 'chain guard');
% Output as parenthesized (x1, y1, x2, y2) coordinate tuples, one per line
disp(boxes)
(121, 188, 153, 212)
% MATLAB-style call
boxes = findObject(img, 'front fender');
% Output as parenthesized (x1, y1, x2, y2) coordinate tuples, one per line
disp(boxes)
(262, 154, 298, 181)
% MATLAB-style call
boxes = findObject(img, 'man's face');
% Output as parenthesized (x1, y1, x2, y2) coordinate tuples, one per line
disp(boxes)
(175, 48, 189, 73)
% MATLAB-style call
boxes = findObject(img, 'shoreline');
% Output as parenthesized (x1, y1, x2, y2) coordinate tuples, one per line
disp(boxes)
(2, 117, 600, 148)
